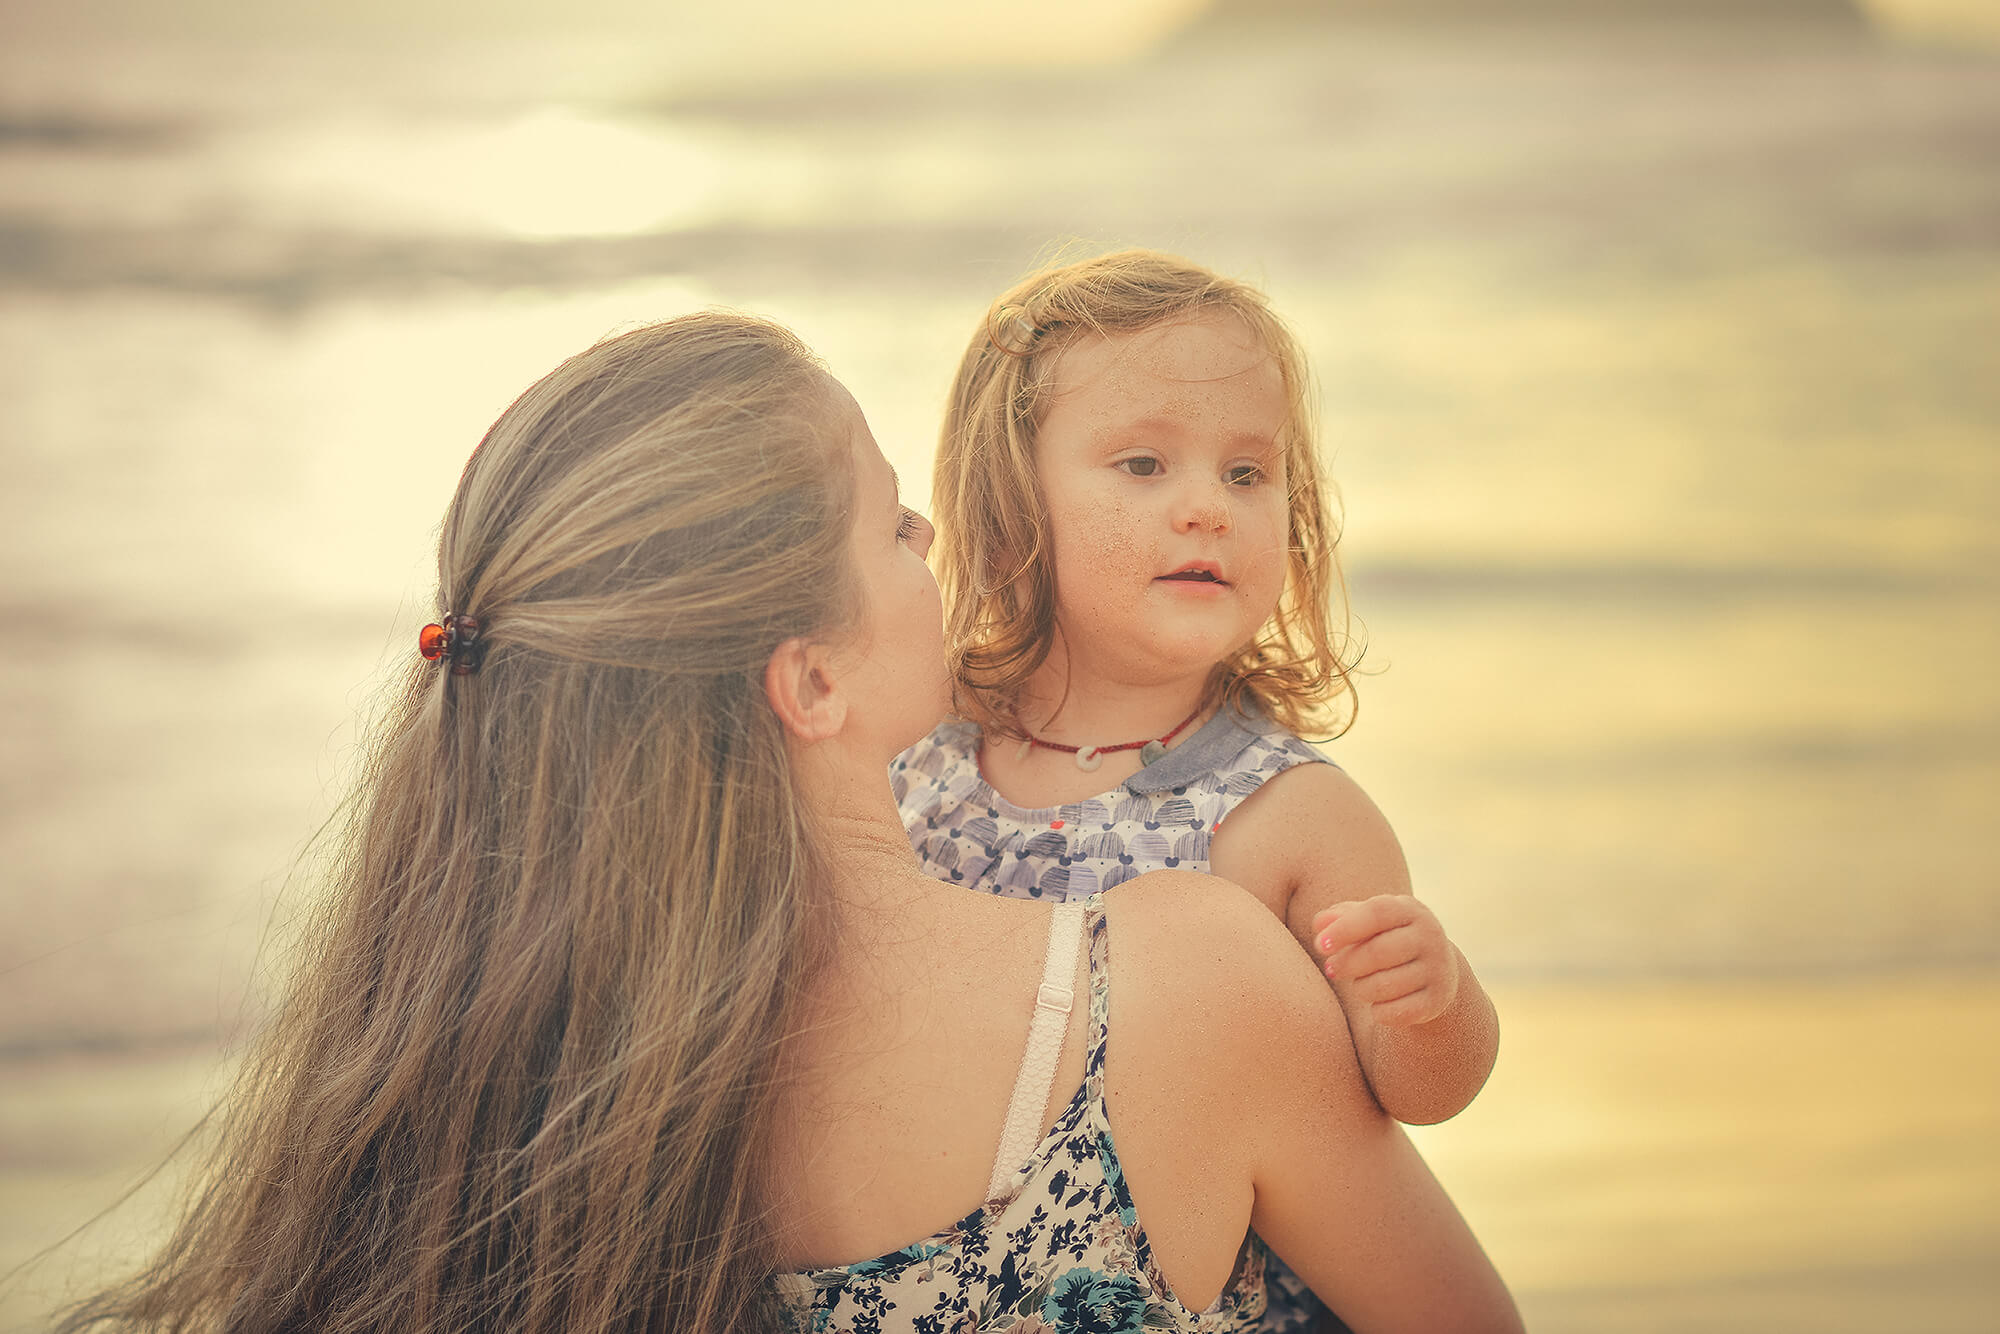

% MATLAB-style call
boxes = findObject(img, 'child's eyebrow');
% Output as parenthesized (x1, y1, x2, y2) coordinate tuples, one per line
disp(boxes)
(889, 463, 902, 504)
(1229, 429, 1284, 453)
(1100, 419, 1280, 452)
(1098, 416, 1180, 447)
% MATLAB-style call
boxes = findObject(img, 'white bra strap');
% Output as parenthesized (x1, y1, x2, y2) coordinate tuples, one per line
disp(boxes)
(986, 901, 1088, 1199)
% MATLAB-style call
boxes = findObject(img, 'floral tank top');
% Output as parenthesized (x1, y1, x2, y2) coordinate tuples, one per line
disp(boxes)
(889, 707, 1339, 1334)
(772, 900, 1269, 1334)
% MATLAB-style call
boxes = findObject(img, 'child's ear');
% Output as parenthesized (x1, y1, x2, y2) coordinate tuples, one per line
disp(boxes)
(763, 637, 849, 743)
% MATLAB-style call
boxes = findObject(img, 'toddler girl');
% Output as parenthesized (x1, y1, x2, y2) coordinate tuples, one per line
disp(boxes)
(893, 250, 1500, 1333)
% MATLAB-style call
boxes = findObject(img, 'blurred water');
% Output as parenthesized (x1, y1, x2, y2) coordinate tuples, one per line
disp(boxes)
(3, 8, 1999, 1061)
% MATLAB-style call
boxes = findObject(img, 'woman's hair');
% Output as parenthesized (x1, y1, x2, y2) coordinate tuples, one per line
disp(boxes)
(933, 248, 1359, 740)
(58, 312, 856, 1334)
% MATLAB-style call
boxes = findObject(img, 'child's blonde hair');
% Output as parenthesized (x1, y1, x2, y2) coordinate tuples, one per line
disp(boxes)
(933, 248, 1358, 741)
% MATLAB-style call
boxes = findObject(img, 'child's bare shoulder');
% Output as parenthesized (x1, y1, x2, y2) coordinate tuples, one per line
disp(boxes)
(1234, 759, 1387, 833)
(1214, 759, 1412, 903)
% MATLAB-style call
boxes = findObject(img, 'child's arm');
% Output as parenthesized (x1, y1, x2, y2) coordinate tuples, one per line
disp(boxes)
(1209, 763, 1498, 1125)
(1107, 876, 1521, 1331)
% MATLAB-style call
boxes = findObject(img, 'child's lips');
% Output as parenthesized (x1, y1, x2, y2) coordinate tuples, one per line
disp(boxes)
(1157, 563, 1228, 586)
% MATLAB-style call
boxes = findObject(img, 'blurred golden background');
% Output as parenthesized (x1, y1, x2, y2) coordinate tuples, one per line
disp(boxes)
(2, 0, 1996, 1329)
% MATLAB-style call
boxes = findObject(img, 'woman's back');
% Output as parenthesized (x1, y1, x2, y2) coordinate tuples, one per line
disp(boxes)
(765, 871, 1520, 1332)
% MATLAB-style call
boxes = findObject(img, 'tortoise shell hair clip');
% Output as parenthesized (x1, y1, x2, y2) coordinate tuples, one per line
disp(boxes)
(987, 304, 1042, 357)
(418, 613, 489, 676)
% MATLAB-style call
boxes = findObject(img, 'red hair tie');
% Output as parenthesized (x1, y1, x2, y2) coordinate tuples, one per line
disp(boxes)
(418, 614, 488, 676)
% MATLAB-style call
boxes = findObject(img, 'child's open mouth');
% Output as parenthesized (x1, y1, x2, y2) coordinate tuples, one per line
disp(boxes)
(1158, 567, 1226, 585)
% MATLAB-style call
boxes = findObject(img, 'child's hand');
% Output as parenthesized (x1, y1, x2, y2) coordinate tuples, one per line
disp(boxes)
(1311, 895, 1460, 1028)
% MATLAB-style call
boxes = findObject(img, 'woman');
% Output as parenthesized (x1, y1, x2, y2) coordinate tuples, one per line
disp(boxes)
(58, 313, 1519, 1333)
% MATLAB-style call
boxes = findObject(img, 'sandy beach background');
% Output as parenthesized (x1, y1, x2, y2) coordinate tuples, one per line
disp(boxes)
(3, 0, 1997, 1328)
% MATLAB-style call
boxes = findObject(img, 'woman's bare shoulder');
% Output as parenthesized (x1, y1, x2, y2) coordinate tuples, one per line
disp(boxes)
(1099, 872, 1363, 1096)
(1101, 874, 1520, 1330)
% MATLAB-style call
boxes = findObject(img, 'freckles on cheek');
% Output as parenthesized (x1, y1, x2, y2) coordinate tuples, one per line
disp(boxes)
(1064, 495, 1143, 567)
(1051, 494, 1156, 634)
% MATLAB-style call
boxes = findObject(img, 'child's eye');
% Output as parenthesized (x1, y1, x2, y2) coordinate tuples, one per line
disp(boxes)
(1223, 464, 1263, 487)
(1115, 457, 1161, 478)
(896, 507, 924, 542)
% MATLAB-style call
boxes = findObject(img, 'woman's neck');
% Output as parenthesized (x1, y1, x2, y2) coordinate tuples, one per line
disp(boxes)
(794, 740, 937, 916)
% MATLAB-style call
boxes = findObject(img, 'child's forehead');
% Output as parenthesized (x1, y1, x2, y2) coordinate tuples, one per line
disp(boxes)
(1039, 312, 1287, 442)
(1044, 310, 1278, 395)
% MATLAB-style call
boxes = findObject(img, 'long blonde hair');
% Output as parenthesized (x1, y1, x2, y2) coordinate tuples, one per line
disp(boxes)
(933, 249, 1358, 740)
(58, 313, 855, 1334)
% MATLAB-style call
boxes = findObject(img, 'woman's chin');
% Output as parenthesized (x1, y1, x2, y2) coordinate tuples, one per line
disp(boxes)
(889, 684, 954, 753)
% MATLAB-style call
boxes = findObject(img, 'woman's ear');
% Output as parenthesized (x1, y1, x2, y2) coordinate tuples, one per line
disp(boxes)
(764, 637, 849, 743)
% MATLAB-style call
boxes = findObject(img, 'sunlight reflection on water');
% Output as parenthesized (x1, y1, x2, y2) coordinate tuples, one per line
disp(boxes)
(242, 108, 736, 239)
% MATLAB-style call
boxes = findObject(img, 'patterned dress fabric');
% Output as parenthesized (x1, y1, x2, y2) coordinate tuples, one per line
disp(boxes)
(890, 707, 1338, 1334)
(773, 900, 1269, 1334)
(892, 707, 1327, 903)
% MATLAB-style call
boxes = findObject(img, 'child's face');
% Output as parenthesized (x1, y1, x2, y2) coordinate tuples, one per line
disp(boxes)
(1033, 312, 1291, 690)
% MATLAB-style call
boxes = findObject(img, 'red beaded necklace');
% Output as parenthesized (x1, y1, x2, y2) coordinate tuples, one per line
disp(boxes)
(1014, 706, 1203, 772)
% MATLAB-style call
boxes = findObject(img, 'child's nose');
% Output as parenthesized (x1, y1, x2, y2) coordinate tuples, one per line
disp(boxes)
(1172, 481, 1233, 534)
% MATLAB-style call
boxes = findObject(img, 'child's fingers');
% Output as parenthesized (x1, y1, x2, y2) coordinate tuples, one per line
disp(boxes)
(1310, 897, 1387, 941)
(1309, 903, 1349, 937)
(1322, 924, 1421, 981)
(1345, 958, 1430, 1005)
(1312, 896, 1410, 954)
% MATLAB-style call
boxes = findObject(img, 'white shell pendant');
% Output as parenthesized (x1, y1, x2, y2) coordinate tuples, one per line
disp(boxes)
(1074, 745, 1105, 772)
(1016, 738, 1034, 762)
(1139, 739, 1167, 766)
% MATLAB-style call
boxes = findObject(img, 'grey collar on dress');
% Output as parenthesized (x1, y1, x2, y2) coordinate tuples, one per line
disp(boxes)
(1121, 701, 1272, 795)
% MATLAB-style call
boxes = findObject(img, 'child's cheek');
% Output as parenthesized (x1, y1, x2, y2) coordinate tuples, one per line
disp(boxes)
(1067, 494, 1146, 578)
(1050, 491, 1151, 626)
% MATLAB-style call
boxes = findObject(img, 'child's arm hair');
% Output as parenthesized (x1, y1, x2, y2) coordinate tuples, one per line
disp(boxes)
(1210, 763, 1500, 1126)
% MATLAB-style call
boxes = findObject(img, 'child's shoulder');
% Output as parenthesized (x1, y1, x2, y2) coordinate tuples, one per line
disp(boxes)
(1234, 710, 1333, 775)
(1126, 700, 1332, 799)
(892, 716, 981, 775)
